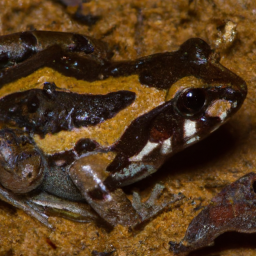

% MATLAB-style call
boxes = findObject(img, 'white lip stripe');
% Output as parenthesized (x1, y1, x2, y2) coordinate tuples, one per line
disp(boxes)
(186, 136, 200, 145)
(219, 111, 227, 121)
(184, 120, 197, 138)
(129, 141, 159, 161)
(161, 137, 172, 154)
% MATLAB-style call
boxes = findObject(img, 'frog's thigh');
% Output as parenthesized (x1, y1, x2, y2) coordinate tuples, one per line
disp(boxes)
(0, 129, 45, 194)
(69, 153, 141, 227)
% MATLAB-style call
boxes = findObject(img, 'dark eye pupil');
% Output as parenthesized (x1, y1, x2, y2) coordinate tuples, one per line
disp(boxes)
(184, 90, 205, 111)
(176, 88, 205, 115)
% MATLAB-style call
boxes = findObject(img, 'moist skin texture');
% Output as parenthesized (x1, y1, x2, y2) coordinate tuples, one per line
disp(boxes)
(0, 1, 254, 256)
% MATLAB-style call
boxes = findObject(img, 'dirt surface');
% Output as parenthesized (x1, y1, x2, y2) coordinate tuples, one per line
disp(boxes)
(0, 0, 256, 255)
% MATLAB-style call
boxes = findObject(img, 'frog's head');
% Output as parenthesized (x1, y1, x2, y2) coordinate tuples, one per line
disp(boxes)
(158, 38, 247, 151)
(109, 39, 247, 169)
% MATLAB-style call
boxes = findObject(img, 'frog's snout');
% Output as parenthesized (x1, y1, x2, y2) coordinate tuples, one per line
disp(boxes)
(206, 99, 232, 121)
(206, 80, 247, 122)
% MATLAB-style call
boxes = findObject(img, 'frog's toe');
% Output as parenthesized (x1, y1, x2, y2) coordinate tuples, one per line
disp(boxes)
(25, 201, 53, 229)
(132, 184, 184, 222)
(0, 184, 53, 229)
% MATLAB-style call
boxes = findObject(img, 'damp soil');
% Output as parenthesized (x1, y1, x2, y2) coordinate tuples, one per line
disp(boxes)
(0, 0, 256, 255)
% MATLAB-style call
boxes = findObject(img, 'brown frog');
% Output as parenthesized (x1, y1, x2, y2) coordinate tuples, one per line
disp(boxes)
(0, 31, 247, 228)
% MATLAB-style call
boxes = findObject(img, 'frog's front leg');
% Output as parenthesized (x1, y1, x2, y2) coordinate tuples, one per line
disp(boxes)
(69, 153, 141, 226)
(0, 129, 52, 227)
(69, 153, 182, 227)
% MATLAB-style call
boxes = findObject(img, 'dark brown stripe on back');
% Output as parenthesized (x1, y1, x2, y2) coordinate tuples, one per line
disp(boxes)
(0, 83, 136, 136)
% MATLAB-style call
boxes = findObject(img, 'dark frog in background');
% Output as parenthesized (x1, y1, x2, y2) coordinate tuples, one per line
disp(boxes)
(0, 31, 247, 228)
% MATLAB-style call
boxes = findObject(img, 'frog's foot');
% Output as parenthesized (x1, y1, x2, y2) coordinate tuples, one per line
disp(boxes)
(0, 184, 52, 228)
(132, 184, 184, 222)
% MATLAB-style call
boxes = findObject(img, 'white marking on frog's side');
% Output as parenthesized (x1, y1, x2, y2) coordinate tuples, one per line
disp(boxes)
(161, 137, 172, 154)
(129, 141, 159, 161)
(184, 120, 197, 138)
(112, 163, 156, 187)
(82, 165, 112, 201)
(186, 136, 200, 145)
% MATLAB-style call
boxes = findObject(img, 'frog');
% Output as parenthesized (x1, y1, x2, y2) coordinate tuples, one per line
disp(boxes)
(0, 31, 247, 228)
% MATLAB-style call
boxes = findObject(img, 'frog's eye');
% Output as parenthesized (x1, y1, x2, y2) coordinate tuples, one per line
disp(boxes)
(176, 88, 206, 116)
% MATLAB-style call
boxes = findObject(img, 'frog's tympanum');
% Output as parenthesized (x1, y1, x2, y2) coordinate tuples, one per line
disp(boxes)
(0, 31, 247, 228)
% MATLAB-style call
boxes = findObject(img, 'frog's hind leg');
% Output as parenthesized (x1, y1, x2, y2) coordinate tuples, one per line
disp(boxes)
(0, 184, 52, 228)
(29, 191, 101, 224)
(0, 129, 52, 228)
